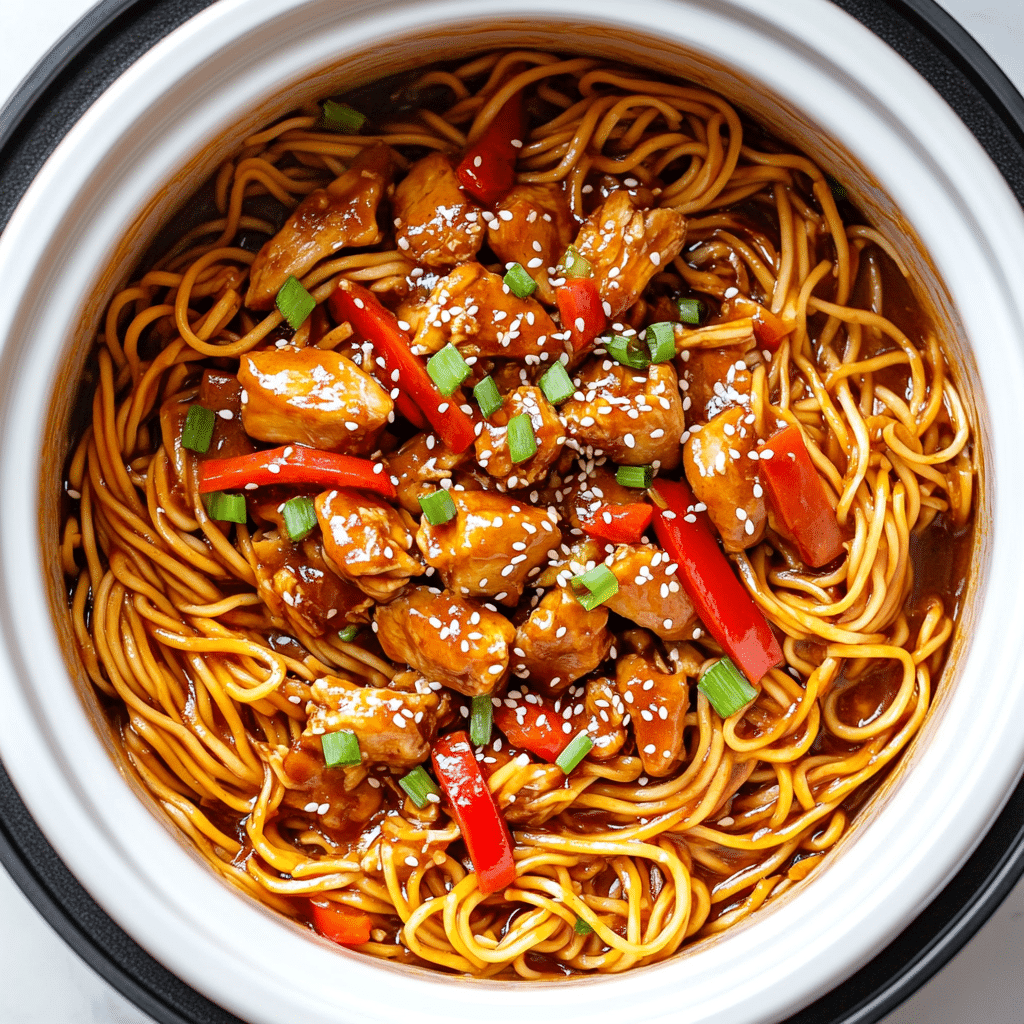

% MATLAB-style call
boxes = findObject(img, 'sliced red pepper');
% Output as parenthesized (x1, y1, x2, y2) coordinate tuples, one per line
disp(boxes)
(456, 92, 526, 205)
(650, 478, 782, 684)
(432, 730, 516, 894)
(579, 502, 654, 545)
(493, 700, 571, 763)
(309, 899, 372, 946)
(329, 282, 476, 453)
(557, 278, 607, 352)
(758, 425, 844, 567)
(198, 445, 396, 500)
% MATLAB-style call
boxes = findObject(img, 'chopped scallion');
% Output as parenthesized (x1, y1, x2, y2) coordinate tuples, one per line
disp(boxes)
(570, 563, 619, 611)
(556, 731, 594, 774)
(606, 334, 650, 371)
(282, 495, 317, 541)
(469, 693, 493, 747)
(321, 729, 361, 768)
(616, 464, 653, 488)
(645, 321, 676, 363)
(473, 375, 503, 418)
(560, 244, 593, 279)
(506, 414, 537, 464)
(322, 100, 366, 134)
(698, 657, 758, 718)
(419, 488, 457, 526)
(426, 343, 471, 396)
(203, 491, 247, 524)
(503, 262, 537, 299)
(574, 917, 594, 935)
(399, 765, 441, 809)
(181, 404, 215, 454)
(677, 297, 707, 326)
(338, 625, 359, 642)
(276, 275, 316, 330)
(539, 362, 574, 405)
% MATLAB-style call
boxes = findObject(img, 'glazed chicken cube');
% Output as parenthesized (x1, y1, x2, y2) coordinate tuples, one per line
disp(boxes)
(605, 543, 698, 641)
(385, 432, 468, 514)
(683, 405, 766, 551)
(532, 535, 607, 589)
(198, 371, 256, 460)
(569, 675, 628, 760)
(573, 190, 687, 317)
(560, 359, 685, 469)
(245, 144, 395, 309)
(487, 183, 577, 304)
(416, 491, 562, 606)
(475, 386, 565, 489)
(511, 586, 613, 694)
(679, 348, 753, 424)
(561, 463, 641, 530)
(393, 152, 485, 267)
(238, 347, 392, 454)
(316, 488, 422, 603)
(374, 586, 516, 696)
(616, 652, 691, 777)
(411, 262, 560, 360)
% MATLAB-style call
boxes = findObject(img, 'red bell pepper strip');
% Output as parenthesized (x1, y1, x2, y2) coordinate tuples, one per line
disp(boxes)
(456, 92, 526, 205)
(329, 282, 476, 453)
(493, 700, 571, 763)
(431, 730, 516, 894)
(557, 277, 607, 352)
(309, 899, 372, 946)
(758, 425, 844, 567)
(198, 445, 396, 500)
(650, 478, 782, 684)
(579, 502, 654, 545)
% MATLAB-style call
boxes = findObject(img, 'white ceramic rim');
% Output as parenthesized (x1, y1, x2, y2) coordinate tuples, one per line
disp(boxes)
(1, 1, 1024, 1022)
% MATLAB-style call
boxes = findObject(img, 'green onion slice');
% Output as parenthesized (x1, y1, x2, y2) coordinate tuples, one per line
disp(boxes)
(677, 297, 707, 326)
(574, 917, 594, 935)
(322, 100, 366, 134)
(426, 343, 471, 396)
(503, 262, 537, 299)
(556, 731, 594, 774)
(473, 375, 503, 418)
(560, 245, 593, 279)
(338, 625, 359, 642)
(506, 413, 537, 464)
(399, 765, 441, 809)
(203, 491, 247, 524)
(419, 488, 457, 526)
(570, 563, 619, 611)
(616, 464, 653, 488)
(181, 404, 216, 454)
(645, 322, 676, 363)
(698, 657, 758, 718)
(469, 693, 493, 747)
(606, 334, 650, 371)
(321, 729, 361, 768)
(539, 362, 574, 405)
(282, 495, 317, 541)
(276, 275, 316, 330)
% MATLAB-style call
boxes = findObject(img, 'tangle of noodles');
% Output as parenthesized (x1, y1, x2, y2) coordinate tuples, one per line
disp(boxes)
(60, 50, 975, 977)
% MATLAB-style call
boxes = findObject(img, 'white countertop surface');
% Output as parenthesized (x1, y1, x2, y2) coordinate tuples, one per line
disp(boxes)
(2, 1, 1024, 1021)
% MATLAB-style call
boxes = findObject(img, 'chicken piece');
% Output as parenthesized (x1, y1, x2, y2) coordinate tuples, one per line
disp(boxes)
(198, 371, 257, 460)
(375, 586, 516, 696)
(532, 535, 606, 589)
(683, 405, 766, 551)
(305, 674, 441, 770)
(246, 144, 394, 309)
(393, 152, 485, 267)
(570, 675, 628, 760)
(410, 262, 560, 360)
(487, 183, 577, 304)
(561, 359, 685, 469)
(573, 190, 687, 317)
(511, 586, 612, 694)
(238, 347, 392, 454)
(679, 348, 752, 424)
(605, 543, 698, 641)
(561, 463, 640, 530)
(616, 653, 691, 777)
(416, 491, 561, 606)
(316, 488, 422, 603)
(475, 386, 564, 489)
(385, 432, 468, 514)
(250, 533, 373, 635)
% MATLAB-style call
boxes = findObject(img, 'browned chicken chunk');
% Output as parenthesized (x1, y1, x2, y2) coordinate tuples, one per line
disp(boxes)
(416, 491, 561, 606)
(198, 371, 256, 460)
(375, 586, 516, 696)
(561, 359, 685, 469)
(569, 675, 628, 760)
(475, 386, 565, 489)
(679, 348, 753, 424)
(560, 463, 640, 530)
(238, 347, 392, 454)
(605, 543, 697, 641)
(385, 432, 467, 514)
(316, 488, 422, 603)
(393, 152, 484, 267)
(683, 405, 766, 551)
(246, 144, 394, 309)
(616, 652, 691, 777)
(411, 262, 560, 360)
(573, 190, 687, 317)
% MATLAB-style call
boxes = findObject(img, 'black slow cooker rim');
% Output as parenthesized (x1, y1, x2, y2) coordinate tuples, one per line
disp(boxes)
(1, 1, 1023, 1022)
